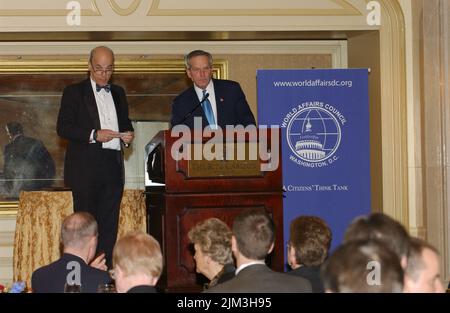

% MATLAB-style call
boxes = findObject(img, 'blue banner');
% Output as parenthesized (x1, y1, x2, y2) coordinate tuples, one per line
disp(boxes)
(257, 69, 371, 262)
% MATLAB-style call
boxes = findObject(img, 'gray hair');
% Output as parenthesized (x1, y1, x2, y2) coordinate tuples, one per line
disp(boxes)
(184, 50, 213, 69)
(188, 218, 233, 265)
(61, 212, 98, 249)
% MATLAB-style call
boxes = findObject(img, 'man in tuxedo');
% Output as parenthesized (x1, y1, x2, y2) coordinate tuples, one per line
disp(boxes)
(206, 209, 312, 293)
(57, 46, 134, 267)
(31, 212, 110, 293)
(3, 122, 55, 198)
(170, 50, 256, 129)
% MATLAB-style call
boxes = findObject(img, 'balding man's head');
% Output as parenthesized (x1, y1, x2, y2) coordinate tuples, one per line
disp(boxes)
(89, 46, 115, 65)
(61, 212, 98, 249)
(88, 46, 115, 86)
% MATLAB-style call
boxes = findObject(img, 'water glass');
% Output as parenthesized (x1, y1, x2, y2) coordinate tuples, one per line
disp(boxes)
(97, 283, 116, 293)
(64, 283, 81, 293)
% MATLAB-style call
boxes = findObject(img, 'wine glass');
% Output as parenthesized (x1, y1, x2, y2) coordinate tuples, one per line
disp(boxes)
(64, 283, 81, 293)
(97, 283, 116, 293)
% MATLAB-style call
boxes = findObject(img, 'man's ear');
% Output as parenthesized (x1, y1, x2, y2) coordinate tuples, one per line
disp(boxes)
(231, 235, 238, 253)
(186, 69, 192, 79)
(86, 236, 97, 263)
(90, 235, 97, 246)
(287, 244, 296, 267)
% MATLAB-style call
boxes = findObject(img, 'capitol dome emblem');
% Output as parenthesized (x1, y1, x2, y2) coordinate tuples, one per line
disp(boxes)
(286, 106, 342, 165)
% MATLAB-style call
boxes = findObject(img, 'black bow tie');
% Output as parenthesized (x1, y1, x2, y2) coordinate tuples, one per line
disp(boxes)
(96, 84, 111, 93)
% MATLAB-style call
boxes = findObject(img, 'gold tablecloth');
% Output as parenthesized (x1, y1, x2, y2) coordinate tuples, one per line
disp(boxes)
(13, 189, 146, 288)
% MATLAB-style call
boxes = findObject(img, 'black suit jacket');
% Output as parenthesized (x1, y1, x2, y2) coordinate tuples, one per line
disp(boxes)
(31, 253, 111, 293)
(56, 79, 133, 188)
(205, 264, 312, 293)
(170, 79, 256, 129)
(3, 135, 55, 197)
(288, 265, 324, 293)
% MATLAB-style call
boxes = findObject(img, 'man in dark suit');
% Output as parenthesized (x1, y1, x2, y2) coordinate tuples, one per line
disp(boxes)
(287, 216, 332, 293)
(3, 122, 55, 198)
(206, 209, 312, 293)
(56, 46, 134, 267)
(112, 231, 162, 293)
(31, 212, 111, 293)
(171, 50, 256, 129)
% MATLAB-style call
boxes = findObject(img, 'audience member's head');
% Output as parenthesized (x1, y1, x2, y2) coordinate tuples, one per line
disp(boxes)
(288, 216, 332, 269)
(404, 237, 445, 293)
(61, 212, 98, 264)
(321, 240, 404, 293)
(188, 218, 233, 281)
(232, 209, 275, 265)
(112, 231, 163, 293)
(344, 213, 410, 268)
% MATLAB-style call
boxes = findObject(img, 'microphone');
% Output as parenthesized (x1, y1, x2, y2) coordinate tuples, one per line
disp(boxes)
(173, 92, 209, 126)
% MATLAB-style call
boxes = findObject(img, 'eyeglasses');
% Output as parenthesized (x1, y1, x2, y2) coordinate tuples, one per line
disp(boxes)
(93, 67, 114, 75)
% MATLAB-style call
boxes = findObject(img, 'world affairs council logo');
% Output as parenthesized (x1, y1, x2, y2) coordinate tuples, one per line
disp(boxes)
(282, 101, 347, 168)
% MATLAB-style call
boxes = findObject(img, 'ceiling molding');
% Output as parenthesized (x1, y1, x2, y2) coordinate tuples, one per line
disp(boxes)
(148, 0, 362, 16)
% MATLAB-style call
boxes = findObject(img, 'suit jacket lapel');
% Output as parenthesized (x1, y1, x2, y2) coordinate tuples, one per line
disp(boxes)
(110, 85, 122, 123)
(83, 79, 101, 130)
(212, 79, 224, 126)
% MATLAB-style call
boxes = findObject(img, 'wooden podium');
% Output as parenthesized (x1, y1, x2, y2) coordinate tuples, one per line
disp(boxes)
(145, 128, 283, 292)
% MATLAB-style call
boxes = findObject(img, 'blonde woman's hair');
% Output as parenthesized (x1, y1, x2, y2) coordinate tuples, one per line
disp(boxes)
(113, 231, 163, 279)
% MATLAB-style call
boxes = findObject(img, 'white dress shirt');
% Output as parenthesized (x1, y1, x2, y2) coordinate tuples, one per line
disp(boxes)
(90, 78, 120, 151)
(235, 261, 266, 276)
